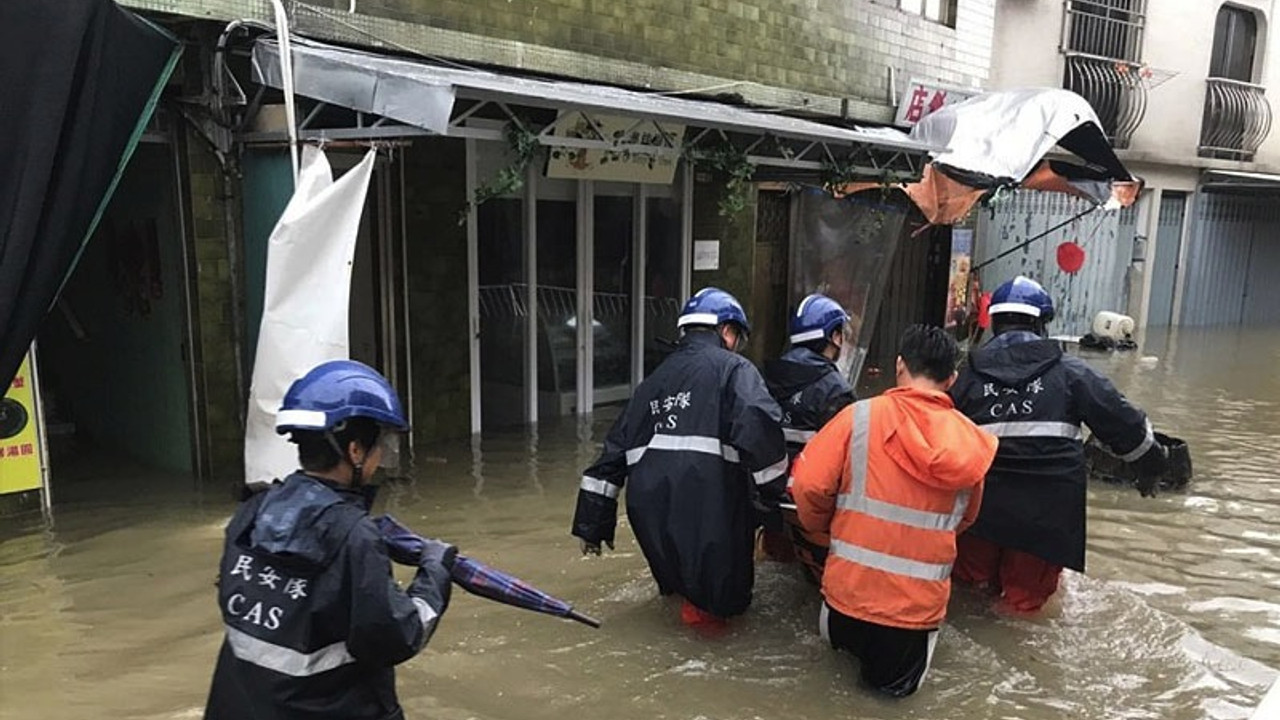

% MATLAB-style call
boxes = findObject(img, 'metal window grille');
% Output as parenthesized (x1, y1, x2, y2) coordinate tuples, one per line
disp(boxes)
(1062, 0, 1146, 63)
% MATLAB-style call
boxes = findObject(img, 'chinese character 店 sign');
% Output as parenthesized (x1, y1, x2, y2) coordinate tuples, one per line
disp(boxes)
(893, 79, 980, 128)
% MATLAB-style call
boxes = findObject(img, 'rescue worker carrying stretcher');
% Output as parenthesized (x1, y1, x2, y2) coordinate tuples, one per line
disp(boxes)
(571, 287, 790, 628)
(206, 360, 455, 720)
(791, 325, 998, 697)
(950, 276, 1168, 613)
(764, 293, 857, 459)
(760, 293, 856, 571)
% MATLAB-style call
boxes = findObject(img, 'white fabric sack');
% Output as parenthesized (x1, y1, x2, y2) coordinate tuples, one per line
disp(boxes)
(244, 146, 377, 486)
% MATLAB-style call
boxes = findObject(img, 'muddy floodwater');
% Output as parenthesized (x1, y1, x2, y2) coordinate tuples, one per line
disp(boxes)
(2, 326, 1279, 720)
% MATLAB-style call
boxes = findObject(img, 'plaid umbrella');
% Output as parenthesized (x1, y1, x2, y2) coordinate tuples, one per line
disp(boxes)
(374, 515, 600, 629)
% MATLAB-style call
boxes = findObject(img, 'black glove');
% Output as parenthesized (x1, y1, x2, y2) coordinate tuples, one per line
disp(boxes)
(418, 537, 458, 572)
(1133, 443, 1170, 499)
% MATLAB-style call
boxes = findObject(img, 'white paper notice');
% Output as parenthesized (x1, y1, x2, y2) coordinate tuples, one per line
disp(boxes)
(694, 240, 720, 271)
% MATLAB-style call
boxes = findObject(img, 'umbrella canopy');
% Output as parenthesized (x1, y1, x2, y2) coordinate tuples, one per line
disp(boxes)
(373, 515, 600, 629)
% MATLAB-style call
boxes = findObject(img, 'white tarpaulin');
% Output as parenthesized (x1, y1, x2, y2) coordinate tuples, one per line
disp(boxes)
(244, 146, 376, 486)
(910, 88, 1119, 183)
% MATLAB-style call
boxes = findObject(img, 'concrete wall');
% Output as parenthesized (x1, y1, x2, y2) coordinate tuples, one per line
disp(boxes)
(129, 0, 995, 123)
(992, 0, 1280, 169)
(403, 138, 473, 442)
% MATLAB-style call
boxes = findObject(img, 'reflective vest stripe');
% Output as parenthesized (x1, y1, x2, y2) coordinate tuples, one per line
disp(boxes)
(835, 493, 968, 531)
(980, 420, 1083, 440)
(829, 539, 953, 582)
(579, 476, 620, 499)
(841, 402, 968, 531)
(625, 434, 787, 486)
(224, 625, 355, 677)
(783, 427, 816, 444)
(832, 401, 965, 580)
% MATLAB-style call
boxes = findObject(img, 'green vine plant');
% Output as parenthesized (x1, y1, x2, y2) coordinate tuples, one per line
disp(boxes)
(683, 141, 756, 217)
(820, 156, 900, 236)
(457, 120, 540, 225)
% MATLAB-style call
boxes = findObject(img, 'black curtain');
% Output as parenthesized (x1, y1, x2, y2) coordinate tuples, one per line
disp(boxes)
(0, 0, 180, 387)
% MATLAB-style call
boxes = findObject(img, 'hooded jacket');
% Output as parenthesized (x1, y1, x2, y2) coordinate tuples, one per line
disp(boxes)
(571, 330, 789, 618)
(205, 473, 452, 720)
(763, 346, 856, 459)
(791, 388, 998, 629)
(950, 332, 1157, 571)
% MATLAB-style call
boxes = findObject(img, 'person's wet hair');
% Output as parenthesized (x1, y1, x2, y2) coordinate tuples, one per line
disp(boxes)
(898, 324, 960, 383)
(992, 314, 1041, 337)
(293, 416, 381, 472)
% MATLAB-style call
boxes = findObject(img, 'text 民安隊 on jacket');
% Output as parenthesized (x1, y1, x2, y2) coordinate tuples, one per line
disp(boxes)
(950, 333, 1156, 571)
(205, 473, 448, 720)
(571, 331, 789, 617)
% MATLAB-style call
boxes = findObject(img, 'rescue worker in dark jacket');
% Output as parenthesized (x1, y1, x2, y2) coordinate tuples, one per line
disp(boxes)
(206, 360, 455, 720)
(949, 276, 1168, 613)
(571, 287, 789, 627)
(764, 293, 857, 459)
(759, 293, 856, 570)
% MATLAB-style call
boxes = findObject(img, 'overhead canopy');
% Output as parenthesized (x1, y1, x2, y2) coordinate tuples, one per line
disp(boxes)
(1201, 169, 1280, 193)
(910, 88, 1133, 185)
(837, 88, 1142, 226)
(0, 0, 181, 389)
(249, 38, 936, 180)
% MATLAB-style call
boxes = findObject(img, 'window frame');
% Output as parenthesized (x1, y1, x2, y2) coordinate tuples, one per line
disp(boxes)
(898, 0, 958, 29)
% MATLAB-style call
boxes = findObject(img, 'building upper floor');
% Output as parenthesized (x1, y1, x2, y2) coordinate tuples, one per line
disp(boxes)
(991, 0, 1280, 170)
(127, 0, 995, 125)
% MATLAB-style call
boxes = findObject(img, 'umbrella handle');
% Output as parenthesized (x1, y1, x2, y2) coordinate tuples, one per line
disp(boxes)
(567, 609, 602, 629)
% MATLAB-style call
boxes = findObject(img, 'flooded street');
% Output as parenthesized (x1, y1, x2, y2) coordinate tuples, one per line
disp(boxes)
(3, 326, 1279, 719)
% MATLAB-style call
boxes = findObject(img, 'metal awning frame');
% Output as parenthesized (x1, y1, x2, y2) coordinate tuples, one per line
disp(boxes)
(238, 83, 929, 182)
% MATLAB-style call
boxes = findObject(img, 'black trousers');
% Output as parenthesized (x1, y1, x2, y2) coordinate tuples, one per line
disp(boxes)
(820, 602, 938, 698)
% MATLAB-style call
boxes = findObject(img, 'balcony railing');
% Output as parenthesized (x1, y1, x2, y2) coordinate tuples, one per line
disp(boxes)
(1064, 53, 1148, 149)
(1199, 77, 1273, 161)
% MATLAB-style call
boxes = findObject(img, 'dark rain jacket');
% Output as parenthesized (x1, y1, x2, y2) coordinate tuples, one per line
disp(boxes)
(571, 331, 789, 618)
(763, 346, 856, 460)
(950, 332, 1158, 571)
(205, 473, 452, 720)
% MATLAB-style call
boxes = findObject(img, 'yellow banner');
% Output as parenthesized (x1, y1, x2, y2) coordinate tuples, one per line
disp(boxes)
(0, 354, 44, 494)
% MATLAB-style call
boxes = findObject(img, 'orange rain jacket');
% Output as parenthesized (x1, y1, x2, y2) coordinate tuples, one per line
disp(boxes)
(791, 387, 998, 630)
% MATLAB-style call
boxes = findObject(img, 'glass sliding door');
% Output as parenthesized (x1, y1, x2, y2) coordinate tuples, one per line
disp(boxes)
(592, 182, 635, 405)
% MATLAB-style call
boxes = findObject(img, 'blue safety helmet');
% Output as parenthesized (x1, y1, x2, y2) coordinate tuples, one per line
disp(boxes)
(276, 360, 409, 436)
(989, 276, 1056, 323)
(677, 287, 751, 334)
(789, 294, 851, 345)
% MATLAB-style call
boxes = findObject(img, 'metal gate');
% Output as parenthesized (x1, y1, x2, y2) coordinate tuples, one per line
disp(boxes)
(1148, 191, 1186, 328)
(1181, 193, 1280, 326)
(974, 191, 1138, 336)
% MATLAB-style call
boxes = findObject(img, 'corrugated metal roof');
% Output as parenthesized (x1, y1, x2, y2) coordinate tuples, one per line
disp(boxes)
(251, 38, 935, 158)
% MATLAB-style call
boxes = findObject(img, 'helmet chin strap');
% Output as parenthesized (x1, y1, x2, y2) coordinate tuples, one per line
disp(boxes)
(323, 427, 365, 486)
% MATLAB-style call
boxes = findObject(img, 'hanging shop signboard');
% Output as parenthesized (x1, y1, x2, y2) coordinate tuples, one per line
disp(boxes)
(894, 78, 980, 128)
(546, 112, 684, 184)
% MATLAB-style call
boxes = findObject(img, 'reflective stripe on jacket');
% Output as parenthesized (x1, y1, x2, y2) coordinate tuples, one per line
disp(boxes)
(570, 330, 788, 618)
(950, 333, 1155, 571)
(791, 388, 998, 630)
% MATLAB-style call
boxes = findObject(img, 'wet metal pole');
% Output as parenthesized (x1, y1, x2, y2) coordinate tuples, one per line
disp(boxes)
(971, 205, 1099, 274)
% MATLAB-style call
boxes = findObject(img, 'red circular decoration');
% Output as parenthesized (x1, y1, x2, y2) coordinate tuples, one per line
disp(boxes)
(1057, 241, 1086, 274)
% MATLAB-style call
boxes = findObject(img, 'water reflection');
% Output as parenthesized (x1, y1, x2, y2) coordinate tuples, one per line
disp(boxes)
(1, 326, 1278, 719)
